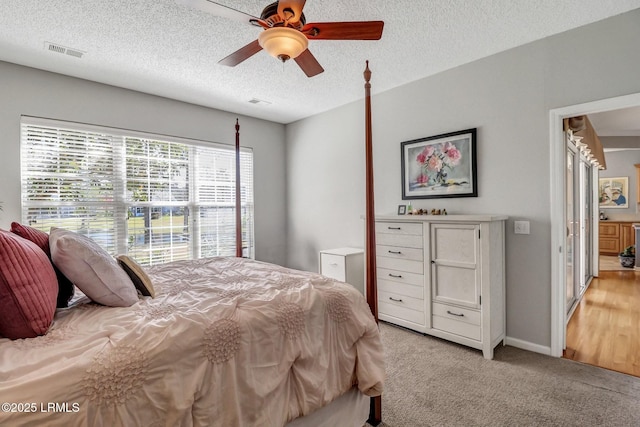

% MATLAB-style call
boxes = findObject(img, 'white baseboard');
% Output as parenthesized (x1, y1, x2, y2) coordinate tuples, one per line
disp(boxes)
(504, 336, 552, 356)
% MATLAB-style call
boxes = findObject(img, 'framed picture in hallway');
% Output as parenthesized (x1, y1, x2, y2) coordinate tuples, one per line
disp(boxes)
(401, 128, 477, 199)
(599, 176, 628, 208)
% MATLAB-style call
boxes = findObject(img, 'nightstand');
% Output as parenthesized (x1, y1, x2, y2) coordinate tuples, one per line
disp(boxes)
(319, 247, 365, 294)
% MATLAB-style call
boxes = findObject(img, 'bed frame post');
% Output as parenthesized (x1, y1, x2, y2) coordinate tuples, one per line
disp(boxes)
(364, 60, 382, 426)
(235, 118, 242, 258)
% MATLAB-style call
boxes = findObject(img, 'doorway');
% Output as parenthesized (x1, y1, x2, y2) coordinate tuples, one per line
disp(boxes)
(550, 92, 640, 358)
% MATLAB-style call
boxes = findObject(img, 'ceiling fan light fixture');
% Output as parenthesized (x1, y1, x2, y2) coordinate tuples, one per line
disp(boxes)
(258, 27, 308, 62)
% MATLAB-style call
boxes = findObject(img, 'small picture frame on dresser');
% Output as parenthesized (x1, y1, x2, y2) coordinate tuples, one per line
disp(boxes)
(397, 205, 407, 215)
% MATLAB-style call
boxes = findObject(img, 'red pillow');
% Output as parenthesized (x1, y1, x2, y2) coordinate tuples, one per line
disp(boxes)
(10, 222, 75, 307)
(10, 222, 50, 255)
(0, 229, 58, 339)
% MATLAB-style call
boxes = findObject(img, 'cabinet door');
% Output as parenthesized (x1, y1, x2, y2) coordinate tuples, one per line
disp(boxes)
(430, 223, 481, 309)
(621, 223, 635, 252)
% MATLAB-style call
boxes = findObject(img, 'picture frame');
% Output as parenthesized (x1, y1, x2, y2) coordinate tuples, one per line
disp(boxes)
(397, 205, 406, 215)
(599, 176, 628, 208)
(401, 128, 477, 199)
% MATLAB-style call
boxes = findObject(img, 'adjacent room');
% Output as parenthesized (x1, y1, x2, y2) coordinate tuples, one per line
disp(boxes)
(1, 1, 640, 426)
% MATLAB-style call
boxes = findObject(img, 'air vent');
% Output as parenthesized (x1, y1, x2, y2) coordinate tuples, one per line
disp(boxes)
(44, 42, 85, 59)
(248, 98, 272, 105)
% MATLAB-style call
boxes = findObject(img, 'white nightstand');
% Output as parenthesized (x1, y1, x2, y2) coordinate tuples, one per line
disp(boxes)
(319, 247, 365, 294)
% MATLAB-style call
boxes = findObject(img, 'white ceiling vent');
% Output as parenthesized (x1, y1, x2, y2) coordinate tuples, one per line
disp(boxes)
(248, 98, 272, 106)
(45, 41, 84, 59)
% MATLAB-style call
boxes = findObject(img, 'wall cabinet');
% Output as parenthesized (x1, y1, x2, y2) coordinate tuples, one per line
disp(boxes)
(319, 247, 364, 294)
(373, 215, 507, 359)
(599, 221, 635, 255)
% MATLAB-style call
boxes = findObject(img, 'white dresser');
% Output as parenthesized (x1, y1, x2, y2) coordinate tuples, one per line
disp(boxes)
(373, 215, 506, 359)
(319, 247, 365, 294)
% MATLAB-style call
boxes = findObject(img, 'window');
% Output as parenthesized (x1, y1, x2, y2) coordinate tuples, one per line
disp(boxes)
(21, 117, 254, 265)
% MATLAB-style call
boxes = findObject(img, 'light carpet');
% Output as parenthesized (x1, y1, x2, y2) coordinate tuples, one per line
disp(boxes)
(368, 322, 640, 426)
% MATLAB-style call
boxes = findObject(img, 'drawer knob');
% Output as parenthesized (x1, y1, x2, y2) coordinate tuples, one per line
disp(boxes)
(388, 227, 401, 230)
(388, 273, 403, 278)
(389, 297, 403, 303)
(446, 310, 464, 317)
(330, 262, 339, 266)
(388, 250, 402, 255)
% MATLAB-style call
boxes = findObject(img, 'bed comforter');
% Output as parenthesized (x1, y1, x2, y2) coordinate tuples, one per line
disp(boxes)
(0, 257, 385, 426)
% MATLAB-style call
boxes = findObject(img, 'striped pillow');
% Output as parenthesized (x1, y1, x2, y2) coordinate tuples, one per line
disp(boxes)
(0, 230, 58, 339)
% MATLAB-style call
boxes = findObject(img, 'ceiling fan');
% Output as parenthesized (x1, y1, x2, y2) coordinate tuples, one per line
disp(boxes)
(176, 0, 384, 77)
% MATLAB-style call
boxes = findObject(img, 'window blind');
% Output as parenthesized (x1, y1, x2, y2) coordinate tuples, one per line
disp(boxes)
(21, 116, 254, 265)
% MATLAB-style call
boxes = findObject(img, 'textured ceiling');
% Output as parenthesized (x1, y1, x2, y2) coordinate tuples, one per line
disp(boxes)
(1, 0, 640, 124)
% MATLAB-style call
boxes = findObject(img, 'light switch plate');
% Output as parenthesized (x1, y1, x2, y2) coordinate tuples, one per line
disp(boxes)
(514, 221, 530, 235)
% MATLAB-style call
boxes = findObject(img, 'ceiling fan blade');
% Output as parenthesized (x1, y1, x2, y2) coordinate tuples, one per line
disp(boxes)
(294, 49, 324, 78)
(219, 40, 263, 67)
(278, 0, 307, 24)
(175, 0, 259, 25)
(302, 21, 384, 40)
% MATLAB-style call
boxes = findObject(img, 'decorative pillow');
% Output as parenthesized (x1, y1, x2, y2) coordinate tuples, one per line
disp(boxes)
(0, 229, 58, 339)
(49, 227, 138, 307)
(116, 255, 155, 298)
(10, 222, 75, 308)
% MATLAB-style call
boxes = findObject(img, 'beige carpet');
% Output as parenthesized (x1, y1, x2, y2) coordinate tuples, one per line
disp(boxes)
(368, 322, 640, 427)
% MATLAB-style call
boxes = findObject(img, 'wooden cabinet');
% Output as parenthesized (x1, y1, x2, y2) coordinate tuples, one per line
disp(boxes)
(319, 248, 364, 294)
(373, 215, 507, 359)
(599, 221, 636, 255)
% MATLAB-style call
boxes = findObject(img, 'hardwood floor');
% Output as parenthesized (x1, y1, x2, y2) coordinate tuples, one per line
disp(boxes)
(564, 270, 640, 377)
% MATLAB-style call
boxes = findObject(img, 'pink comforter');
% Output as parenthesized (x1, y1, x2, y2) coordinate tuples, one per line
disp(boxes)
(0, 257, 385, 426)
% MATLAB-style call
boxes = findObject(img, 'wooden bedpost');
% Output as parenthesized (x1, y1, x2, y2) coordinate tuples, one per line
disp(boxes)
(364, 61, 378, 321)
(364, 61, 382, 426)
(235, 118, 242, 258)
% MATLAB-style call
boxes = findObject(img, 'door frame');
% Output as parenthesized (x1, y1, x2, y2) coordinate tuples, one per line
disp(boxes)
(550, 92, 640, 358)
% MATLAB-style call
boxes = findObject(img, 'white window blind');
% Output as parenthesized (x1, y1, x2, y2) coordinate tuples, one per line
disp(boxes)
(20, 117, 254, 265)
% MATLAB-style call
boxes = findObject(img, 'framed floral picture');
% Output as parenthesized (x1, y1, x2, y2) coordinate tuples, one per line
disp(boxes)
(401, 128, 477, 199)
(598, 176, 628, 208)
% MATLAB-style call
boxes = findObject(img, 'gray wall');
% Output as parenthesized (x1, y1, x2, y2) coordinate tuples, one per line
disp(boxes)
(285, 9, 640, 349)
(0, 61, 287, 266)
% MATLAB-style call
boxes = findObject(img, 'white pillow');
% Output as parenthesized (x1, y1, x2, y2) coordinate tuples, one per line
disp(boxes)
(50, 227, 138, 307)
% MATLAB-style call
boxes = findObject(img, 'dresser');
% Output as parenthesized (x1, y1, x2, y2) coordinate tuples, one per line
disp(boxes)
(319, 247, 365, 294)
(373, 215, 507, 359)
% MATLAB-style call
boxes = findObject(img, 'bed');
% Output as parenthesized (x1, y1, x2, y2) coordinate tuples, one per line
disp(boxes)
(1, 62, 384, 426)
(0, 255, 384, 426)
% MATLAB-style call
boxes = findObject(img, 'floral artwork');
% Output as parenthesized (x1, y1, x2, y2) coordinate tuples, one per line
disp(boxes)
(401, 128, 477, 199)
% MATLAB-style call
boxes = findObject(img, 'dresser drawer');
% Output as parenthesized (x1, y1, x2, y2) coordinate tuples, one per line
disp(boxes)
(377, 244, 423, 262)
(378, 267, 423, 287)
(376, 233, 423, 248)
(378, 278, 423, 299)
(377, 256, 424, 274)
(320, 253, 346, 282)
(376, 221, 423, 236)
(432, 302, 481, 341)
(431, 316, 481, 341)
(379, 301, 425, 325)
(378, 290, 424, 312)
(432, 303, 480, 326)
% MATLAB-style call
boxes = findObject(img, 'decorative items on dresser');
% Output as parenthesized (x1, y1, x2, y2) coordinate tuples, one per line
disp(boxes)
(319, 248, 365, 294)
(372, 215, 507, 359)
(598, 221, 635, 256)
